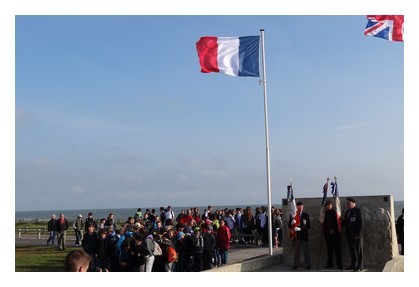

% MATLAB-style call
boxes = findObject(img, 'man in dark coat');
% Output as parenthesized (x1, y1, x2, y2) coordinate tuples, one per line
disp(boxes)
(396, 208, 404, 255)
(323, 201, 342, 269)
(288, 201, 311, 269)
(46, 214, 57, 245)
(55, 213, 69, 250)
(343, 197, 363, 271)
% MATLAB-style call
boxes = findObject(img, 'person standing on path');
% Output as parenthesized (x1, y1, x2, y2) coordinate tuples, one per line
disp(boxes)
(56, 213, 69, 250)
(396, 208, 404, 255)
(343, 197, 363, 271)
(216, 219, 231, 265)
(322, 201, 342, 269)
(46, 214, 57, 246)
(73, 214, 84, 246)
(288, 201, 311, 270)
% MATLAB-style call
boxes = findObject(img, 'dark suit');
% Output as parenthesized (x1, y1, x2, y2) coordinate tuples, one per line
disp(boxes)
(344, 206, 363, 270)
(323, 209, 342, 268)
(289, 211, 311, 268)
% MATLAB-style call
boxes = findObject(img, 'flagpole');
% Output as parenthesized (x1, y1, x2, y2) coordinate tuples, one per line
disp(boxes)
(260, 29, 273, 256)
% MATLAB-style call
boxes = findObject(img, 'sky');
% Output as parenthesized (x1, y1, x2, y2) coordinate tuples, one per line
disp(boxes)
(13, 14, 406, 211)
(2, 0, 418, 281)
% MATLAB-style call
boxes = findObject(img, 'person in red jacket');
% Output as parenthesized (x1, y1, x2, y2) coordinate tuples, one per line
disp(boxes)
(216, 219, 231, 265)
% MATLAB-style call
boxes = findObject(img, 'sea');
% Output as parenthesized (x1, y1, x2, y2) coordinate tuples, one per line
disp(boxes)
(15, 201, 404, 222)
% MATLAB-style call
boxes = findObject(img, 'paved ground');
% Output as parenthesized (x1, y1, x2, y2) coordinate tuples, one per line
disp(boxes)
(224, 245, 375, 272)
(16, 236, 377, 272)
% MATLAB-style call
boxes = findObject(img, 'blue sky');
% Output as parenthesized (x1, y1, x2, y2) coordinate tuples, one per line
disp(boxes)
(14, 15, 405, 211)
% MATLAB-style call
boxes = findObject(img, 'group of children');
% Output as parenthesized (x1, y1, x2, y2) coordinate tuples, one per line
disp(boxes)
(65, 204, 283, 272)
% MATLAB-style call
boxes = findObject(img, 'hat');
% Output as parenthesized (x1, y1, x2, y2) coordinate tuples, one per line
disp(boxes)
(296, 202, 303, 206)
(78, 214, 83, 218)
(347, 197, 356, 203)
(194, 227, 200, 232)
(206, 225, 213, 231)
(177, 231, 185, 240)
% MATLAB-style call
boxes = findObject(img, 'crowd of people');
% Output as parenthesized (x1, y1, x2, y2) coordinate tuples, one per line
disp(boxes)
(51, 205, 284, 272)
(59, 200, 405, 272)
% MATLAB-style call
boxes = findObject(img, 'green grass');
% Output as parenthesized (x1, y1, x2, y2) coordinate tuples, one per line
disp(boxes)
(15, 245, 78, 272)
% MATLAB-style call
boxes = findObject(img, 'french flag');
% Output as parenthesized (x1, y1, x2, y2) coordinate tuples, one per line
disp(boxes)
(196, 36, 260, 77)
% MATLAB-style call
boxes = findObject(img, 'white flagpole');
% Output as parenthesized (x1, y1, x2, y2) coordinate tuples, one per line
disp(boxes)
(260, 29, 273, 256)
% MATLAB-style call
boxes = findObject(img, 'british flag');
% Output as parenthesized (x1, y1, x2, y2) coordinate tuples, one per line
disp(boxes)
(364, 15, 404, 42)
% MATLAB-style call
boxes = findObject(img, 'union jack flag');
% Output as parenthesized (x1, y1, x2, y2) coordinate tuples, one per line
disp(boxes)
(364, 15, 404, 42)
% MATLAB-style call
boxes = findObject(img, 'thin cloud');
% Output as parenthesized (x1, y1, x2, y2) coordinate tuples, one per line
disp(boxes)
(331, 122, 375, 131)
(40, 111, 147, 132)
(15, 107, 40, 127)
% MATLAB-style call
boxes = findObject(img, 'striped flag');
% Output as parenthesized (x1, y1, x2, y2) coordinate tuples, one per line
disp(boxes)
(287, 182, 300, 240)
(319, 178, 329, 224)
(196, 36, 260, 77)
(331, 178, 342, 233)
(364, 15, 404, 42)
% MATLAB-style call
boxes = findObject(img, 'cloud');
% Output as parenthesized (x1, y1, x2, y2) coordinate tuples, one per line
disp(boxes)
(103, 155, 149, 165)
(331, 122, 375, 131)
(15, 107, 40, 127)
(40, 111, 147, 132)
(71, 185, 87, 195)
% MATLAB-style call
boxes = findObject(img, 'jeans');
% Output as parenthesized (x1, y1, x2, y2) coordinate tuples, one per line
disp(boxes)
(46, 230, 56, 245)
(75, 229, 82, 245)
(213, 248, 221, 266)
(220, 250, 229, 264)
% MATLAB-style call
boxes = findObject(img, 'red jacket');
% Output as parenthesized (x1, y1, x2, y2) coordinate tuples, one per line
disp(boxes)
(216, 225, 231, 251)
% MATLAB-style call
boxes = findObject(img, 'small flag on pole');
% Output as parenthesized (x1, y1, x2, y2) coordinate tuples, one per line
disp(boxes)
(364, 15, 404, 42)
(196, 36, 260, 77)
(319, 178, 329, 224)
(287, 182, 300, 240)
(331, 177, 342, 233)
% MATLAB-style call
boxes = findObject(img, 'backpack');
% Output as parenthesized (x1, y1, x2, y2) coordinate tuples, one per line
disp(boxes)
(167, 245, 177, 263)
(153, 240, 162, 256)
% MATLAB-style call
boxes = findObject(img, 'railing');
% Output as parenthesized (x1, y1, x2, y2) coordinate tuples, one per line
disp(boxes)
(16, 228, 49, 239)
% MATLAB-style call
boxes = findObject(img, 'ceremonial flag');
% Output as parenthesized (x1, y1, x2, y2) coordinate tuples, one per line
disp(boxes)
(196, 36, 260, 77)
(319, 178, 329, 224)
(331, 178, 342, 233)
(287, 183, 300, 240)
(364, 15, 404, 42)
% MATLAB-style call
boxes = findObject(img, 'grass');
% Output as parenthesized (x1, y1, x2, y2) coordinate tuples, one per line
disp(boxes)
(15, 245, 78, 272)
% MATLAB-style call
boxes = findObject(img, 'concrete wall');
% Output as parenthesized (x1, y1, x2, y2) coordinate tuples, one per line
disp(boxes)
(281, 195, 398, 270)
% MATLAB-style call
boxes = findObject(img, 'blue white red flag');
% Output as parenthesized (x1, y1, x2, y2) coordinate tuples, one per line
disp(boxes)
(331, 179, 342, 233)
(287, 183, 299, 240)
(364, 15, 404, 42)
(319, 178, 329, 224)
(196, 36, 260, 77)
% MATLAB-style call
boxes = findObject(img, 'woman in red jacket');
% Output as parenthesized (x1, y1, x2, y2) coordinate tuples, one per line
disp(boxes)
(216, 219, 231, 265)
